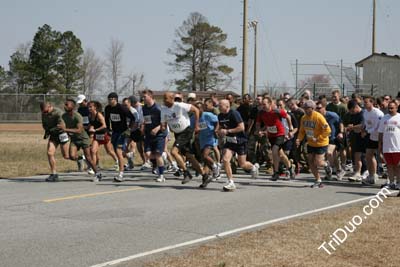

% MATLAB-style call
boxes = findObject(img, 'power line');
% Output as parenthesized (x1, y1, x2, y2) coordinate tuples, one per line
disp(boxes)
(251, 0, 284, 83)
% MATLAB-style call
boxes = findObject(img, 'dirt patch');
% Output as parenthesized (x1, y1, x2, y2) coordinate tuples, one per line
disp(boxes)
(124, 197, 400, 267)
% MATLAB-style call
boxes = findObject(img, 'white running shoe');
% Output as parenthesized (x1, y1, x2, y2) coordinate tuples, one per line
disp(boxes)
(114, 161, 120, 172)
(348, 173, 362, 182)
(336, 169, 346, 181)
(113, 173, 124, 182)
(251, 163, 260, 179)
(223, 180, 236, 191)
(156, 175, 166, 183)
(361, 170, 369, 180)
(140, 161, 152, 170)
(87, 168, 95, 175)
(212, 164, 221, 180)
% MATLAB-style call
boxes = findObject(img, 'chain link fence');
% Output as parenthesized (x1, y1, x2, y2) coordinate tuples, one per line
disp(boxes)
(0, 94, 131, 122)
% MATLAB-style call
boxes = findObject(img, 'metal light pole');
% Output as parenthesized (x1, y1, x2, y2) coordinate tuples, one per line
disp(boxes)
(295, 59, 298, 96)
(241, 0, 248, 95)
(372, 0, 376, 54)
(249, 21, 258, 98)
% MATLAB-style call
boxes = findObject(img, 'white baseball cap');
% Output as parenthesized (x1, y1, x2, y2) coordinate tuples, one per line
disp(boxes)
(187, 92, 196, 99)
(76, 94, 86, 104)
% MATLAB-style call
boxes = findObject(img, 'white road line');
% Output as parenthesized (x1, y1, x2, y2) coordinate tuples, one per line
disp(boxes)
(90, 192, 396, 267)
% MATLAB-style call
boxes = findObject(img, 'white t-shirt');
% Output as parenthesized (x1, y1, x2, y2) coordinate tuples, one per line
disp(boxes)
(135, 104, 144, 127)
(363, 107, 384, 141)
(378, 113, 400, 153)
(127, 106, 139, 130)
(161, 102, 192, 133)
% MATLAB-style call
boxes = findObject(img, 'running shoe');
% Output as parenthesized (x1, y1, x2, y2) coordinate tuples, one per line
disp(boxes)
(199, 173, 212, 188)
(45, 174, 59, 182)
(310, 181, 324, 188)
(113, 173, 124, 183)
(381, 182, 396, 190)
(348, 173, 362, 182)
(77, 157, 84, 172)
(156, 175, 166, 183)
(181, 170, 193, 184)
(87, 168, 95, 175)
(223, 180, 236, 191)
(289, 164, 296, 180)
(212, 164, 221, 179)
(394, 183, 400, 190)
(335, 169, 346, 181)
(324, 165, 333, 180)
(93, 173, 102, 182)
(271, 172, 280, 181)
(251, 163, 260, 179)
(174, 169, 182, 177)
(140, 161, 152, 170)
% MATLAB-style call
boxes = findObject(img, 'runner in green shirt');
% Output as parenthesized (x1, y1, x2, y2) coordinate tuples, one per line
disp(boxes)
(40, 102, 70, 182)
(58, 99, 102, 182)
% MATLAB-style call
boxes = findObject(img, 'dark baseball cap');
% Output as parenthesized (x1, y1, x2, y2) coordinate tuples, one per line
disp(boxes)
(129, 96, 138, 104)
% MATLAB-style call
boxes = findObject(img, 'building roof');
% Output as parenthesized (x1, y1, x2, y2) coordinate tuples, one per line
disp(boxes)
(355, 52, 400, 67)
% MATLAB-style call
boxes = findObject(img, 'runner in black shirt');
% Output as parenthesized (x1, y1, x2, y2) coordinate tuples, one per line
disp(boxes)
(141, 89, 167, 182)
(218, 99, 259, 191)
(104, 92, 135, 182)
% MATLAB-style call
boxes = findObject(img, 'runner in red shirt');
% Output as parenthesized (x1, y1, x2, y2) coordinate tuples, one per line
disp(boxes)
(256, 97, 295, 180)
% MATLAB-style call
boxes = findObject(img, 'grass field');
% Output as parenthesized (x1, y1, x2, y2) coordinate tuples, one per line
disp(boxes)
(0, 123, 122, 178)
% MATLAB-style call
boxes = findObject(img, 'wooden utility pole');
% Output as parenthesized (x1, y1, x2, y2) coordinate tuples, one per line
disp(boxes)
(249, 21, 258, 98)
(242, 0, 248, 95)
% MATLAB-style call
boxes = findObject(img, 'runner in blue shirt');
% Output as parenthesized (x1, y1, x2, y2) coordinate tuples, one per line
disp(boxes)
(195, 100, 221, 187)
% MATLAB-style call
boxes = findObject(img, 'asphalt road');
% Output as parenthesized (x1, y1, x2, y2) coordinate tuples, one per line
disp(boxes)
(0, 168, 387, 267)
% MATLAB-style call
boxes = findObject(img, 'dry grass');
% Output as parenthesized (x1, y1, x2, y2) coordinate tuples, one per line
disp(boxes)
(0, 125, 131, 178)
(141, 198, 400, 267)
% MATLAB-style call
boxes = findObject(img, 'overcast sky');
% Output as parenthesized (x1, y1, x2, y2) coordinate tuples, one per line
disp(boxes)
(1, 0, 399, 93)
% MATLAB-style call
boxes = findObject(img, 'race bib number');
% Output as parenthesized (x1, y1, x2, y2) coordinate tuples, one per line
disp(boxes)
(199, 122, 208, 130)
(226, 136, 237, 144)
(170, 123, 181, 130)
(306, 130, 314, 138)
(82, 116, 89, 124)
(267, 126, 278, 134)
(59, 132, 69, 143)
(144, 115, 152, 124)
(95, 134, 105, 141)
(385, 126, 397, 133)
(110, 113, 121, 122)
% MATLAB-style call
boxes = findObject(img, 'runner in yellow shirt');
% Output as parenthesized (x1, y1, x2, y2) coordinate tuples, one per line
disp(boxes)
(296, 100, 331, 188)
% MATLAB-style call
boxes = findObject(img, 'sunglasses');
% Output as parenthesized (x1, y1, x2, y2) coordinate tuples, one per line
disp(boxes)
(316, 106, 322, 110)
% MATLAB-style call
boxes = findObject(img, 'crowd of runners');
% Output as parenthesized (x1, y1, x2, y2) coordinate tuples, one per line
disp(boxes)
(40, 89, 400, 194)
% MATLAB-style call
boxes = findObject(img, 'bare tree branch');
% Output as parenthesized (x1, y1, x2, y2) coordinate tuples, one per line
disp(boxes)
(106, 38, 124, 93)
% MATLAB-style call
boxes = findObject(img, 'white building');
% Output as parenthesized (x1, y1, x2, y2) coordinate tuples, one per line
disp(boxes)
(355, 53, 400, 97)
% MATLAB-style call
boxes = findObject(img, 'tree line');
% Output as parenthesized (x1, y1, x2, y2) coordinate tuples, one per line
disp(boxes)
(0, 12, 237, 95)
